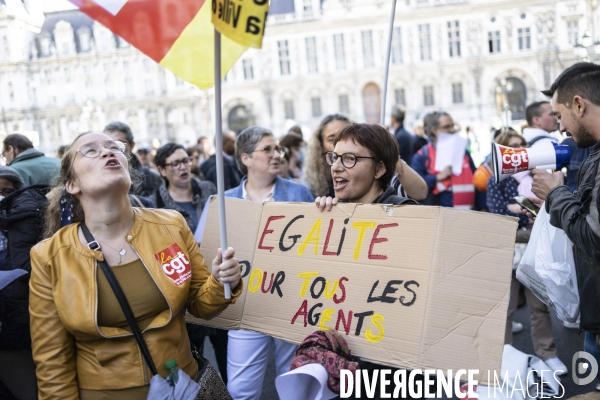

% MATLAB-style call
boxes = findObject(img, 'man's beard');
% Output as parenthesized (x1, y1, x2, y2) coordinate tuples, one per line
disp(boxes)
(570, 114, 597, 148)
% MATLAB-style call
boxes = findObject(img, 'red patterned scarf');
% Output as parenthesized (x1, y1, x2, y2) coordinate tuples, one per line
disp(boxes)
(290, 330, 360, 394)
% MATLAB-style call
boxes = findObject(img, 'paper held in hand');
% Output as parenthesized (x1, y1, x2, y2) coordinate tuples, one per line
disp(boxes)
(434, 133, 469, 175)
(188, 198, 517, 384)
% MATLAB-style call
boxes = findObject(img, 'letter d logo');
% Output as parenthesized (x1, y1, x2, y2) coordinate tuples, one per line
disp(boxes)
(572, 351, 599, 385)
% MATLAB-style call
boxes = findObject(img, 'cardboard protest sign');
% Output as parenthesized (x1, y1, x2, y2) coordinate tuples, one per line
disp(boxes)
(188, 198, 517, 384)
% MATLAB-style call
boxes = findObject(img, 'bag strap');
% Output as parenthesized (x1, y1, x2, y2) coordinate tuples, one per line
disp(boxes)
(527, 135, 551, 147)
(80, 222, 159, 376)
(129, 194, 145, 208)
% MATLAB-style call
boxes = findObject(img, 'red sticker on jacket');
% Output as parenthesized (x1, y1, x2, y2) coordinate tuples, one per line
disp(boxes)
(154, 243, 191, 286)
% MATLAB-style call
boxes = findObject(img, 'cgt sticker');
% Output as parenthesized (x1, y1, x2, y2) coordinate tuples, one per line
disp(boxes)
(154, 243, 192, 286)
(501, 147, 529, 173)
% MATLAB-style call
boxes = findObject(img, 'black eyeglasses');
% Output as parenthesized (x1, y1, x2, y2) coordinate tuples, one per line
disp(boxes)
(325, 151, 376, 168)
(253, 145, 286, 158)
(0, 188, 15, 196)
(77, 140, 126, 158)
(164, 157, 192, 169)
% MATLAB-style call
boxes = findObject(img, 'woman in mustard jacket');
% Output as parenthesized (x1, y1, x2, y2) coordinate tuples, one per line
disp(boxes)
(29, 132, 242, 399)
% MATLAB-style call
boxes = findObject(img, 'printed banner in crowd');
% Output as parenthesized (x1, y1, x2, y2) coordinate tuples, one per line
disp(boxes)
(68, 0, 248, 89)
(211, 0, 270, 48)
(188, 198, 518, 385)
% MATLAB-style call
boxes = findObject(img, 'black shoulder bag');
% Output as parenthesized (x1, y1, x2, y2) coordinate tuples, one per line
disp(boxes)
(80, 222, 231, 400)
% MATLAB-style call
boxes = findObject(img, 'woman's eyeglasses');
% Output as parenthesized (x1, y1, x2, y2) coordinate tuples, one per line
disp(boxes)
(164, 157, 193, 169)
(324, 151, 376, 168)
(77, 140, 126, 158)
(253, 145, 286, 158)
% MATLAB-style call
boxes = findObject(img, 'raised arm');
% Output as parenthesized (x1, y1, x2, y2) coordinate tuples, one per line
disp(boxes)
(396, 159, 428, 201)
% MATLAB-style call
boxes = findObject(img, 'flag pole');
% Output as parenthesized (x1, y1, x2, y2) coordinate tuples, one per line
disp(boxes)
(214, 29, 232, 300)
(380, 0, 397, 126)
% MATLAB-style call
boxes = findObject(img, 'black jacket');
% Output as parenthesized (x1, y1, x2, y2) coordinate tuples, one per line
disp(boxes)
(199, 154, 243, 191)
(394, 125, 415, 165)
(373, 186, 419, 206)
(151, 178, 216, 232)
(130, 155, 162, 198)
(545, 142, 600, 333)
(0, 185, 49, 350)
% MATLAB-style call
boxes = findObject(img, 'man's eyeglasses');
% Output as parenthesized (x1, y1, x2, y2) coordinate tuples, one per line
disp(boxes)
(164, 157, 193, 169)
(324, 151, 376, 168)
(77, 140, 126, 158)
(0, 188, 15, 196)
(253, 145, 286, 158)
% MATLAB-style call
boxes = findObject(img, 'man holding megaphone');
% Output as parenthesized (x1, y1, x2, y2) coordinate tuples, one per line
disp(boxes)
(529, 62, 600, 390)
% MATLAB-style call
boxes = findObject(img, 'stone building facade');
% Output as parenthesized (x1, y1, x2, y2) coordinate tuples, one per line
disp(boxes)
(0, 0, 598, 153)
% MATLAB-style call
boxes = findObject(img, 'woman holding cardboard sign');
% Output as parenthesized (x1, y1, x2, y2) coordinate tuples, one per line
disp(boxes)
(315, 123, 417, 209)
(224, 126, 314, 400)
(29, 132, 242, 399)
(314, 123, 423, 398)
(304, 114, 428, 201)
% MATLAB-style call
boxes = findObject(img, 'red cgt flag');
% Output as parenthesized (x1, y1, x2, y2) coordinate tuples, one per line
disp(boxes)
(68, 0, 248, 89)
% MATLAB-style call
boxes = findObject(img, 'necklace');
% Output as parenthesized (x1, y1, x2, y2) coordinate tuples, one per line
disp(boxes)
(98, 240, 127, 265)
(95, 216, 135, 265)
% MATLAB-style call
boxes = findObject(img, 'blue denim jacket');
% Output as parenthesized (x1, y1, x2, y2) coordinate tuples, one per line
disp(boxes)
(195, 176, 315, 242)
(225, 175, 315, 202)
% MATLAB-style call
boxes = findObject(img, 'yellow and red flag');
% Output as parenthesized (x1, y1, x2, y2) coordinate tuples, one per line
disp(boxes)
(211, 0, 270, 49)
(68, 0, 248, 89)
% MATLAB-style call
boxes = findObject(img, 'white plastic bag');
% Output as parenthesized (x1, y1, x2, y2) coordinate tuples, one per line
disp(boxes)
(516, 206, 579, 323)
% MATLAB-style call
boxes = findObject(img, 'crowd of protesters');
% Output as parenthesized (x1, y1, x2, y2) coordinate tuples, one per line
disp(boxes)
(0, 61, 598, 399)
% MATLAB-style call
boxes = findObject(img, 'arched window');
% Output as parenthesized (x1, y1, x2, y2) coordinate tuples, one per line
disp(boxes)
(362, 83, 381, 124)
(79, 29, 91, 52)
(227, 105, 253, 134)
(98, 29, 114, 51)
(39, 37, 51, 57)
(496, 77, 526, 120)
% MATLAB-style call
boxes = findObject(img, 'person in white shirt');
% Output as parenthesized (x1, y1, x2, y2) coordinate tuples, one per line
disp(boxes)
(522, 101, 559, 147)
(224, 126, 314, 400)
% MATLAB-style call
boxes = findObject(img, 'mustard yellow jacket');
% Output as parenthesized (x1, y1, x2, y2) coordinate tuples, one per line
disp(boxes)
(29, 208, 242, 399)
